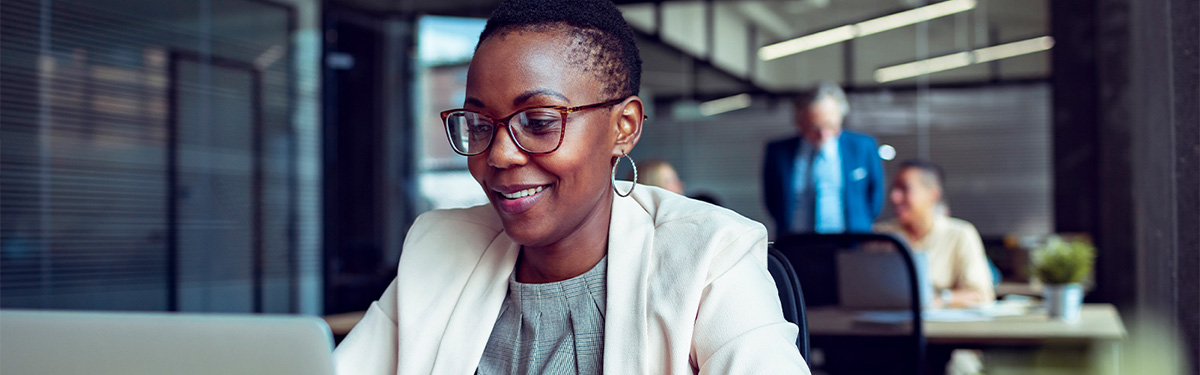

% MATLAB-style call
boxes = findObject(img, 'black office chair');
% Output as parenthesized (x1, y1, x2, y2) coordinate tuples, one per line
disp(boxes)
(766, 247, 809, 362)
(773, 233, 925, 375)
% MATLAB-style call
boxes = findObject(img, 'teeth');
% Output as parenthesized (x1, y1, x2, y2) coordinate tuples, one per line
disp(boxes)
(502, 186, 544, 199)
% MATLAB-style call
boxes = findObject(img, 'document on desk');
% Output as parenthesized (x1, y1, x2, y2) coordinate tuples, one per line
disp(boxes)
(979, 300, 1033, 318)
(852, 309, 993, 326)
(851, 311, 916, 329)
(853, 299, 1035, 326)
(924, 309, 992, 322)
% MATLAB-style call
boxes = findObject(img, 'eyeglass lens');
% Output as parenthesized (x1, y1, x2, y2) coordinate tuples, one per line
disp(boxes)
(445, 108, 564, 155)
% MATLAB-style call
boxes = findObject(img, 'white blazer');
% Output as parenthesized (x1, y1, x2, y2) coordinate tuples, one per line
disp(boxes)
(333, 183, 810, 374)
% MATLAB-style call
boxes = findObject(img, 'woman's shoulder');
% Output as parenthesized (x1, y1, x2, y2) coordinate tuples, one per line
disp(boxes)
(936, 216, 984, 248)
(630, 184, 764, 236)
(400, 204, 507, 255)
(411, 204, 503, 232)
(940, 216, 981, 235)
(624, 185, 768, 265)
(624, 185, 769, 282)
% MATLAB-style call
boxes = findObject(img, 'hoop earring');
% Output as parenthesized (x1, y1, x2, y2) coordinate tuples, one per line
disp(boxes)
(611, 153, 637, 197)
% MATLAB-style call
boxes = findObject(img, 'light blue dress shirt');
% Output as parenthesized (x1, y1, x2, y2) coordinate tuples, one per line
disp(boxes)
(790, 140, 845, 233)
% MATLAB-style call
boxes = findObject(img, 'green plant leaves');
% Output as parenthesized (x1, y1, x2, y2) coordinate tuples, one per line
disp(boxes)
(1031, 237, 1096, 285)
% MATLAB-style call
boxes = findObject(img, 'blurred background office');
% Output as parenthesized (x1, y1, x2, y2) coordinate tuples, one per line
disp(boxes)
(1, 0, 1195, 373)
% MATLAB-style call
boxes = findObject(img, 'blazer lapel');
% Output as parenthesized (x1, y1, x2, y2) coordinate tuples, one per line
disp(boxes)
(389, 208, 520, 375)
(603, 183, 657, 374)
(779, 137, 802, 228)
(429, 232, 520, 373)
(838, 134, 855, 225)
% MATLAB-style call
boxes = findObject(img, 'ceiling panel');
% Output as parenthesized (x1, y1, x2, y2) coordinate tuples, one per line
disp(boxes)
(332, 0, 1051, 96)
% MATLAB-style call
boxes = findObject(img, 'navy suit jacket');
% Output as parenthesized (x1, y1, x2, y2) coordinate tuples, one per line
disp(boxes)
(762, 131, 885, 234)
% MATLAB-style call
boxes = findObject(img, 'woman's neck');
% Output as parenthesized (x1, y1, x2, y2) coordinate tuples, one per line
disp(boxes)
(515, 193, 613, 284)
(901, 212, 936, 243)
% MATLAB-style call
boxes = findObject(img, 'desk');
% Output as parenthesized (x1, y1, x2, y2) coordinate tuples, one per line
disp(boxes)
(995, 281, 1096, 298)
(995, 281, 1041, 297)
(808, 304, 1125, 343)
(807, 304, 1126, 374)
(323, 311, 366, 337)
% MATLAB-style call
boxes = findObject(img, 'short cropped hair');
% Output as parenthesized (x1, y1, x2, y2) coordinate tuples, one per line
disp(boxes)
(794, 80, 849, 117)
(899, 159, 945, 191)
(478, 0, 642, 98)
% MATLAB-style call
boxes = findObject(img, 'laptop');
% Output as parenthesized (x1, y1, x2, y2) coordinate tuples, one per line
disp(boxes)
(0, 309, 335, 375)
(836, 250, 934, 310)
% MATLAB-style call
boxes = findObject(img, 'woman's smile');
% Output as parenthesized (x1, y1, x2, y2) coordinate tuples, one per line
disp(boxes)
(491, 182, 553, 214)
(499, 185, 546, 199)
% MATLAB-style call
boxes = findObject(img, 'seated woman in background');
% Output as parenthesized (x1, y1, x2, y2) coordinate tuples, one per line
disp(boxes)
(331, 0, 808, 373)
(630, 159, 685, 195)
(874, 159, 996, 308)
(632, 160, 725, 206)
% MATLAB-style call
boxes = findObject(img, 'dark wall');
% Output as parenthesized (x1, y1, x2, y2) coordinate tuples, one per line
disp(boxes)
(1051, 0, 1137, 313)
(1052, 0, 1199, 372)
(321, 8, 419, 314)
(323, 10, 387, 314)
(1130, 0, 1199, 372)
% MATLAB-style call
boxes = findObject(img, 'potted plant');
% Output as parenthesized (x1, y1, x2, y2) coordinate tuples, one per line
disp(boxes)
(1031, 236, 1096, 322)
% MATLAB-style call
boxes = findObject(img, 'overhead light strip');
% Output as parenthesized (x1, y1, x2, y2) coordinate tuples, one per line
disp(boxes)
(874, 52, 972, 83)
(699, 94, 752, 116)
(874, 36, 1055, 83)
(854, 0, 977, 37)
(758, 26, 856, 61)
(972, 36, 1056, 63)
(759, 0, 977, 61)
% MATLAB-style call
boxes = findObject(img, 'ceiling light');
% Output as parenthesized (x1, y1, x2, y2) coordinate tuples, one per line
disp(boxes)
(698, 94, 752, 116)
(759, 0, 976, 61)
(874, 52, 971, 83)
(873, 36, 1055, 83)
(972, 36, 1055, 63)
(759, 26, 856, 61)
(855, 0, 976, 37)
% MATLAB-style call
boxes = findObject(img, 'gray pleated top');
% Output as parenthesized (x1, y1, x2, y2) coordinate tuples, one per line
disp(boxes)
(476, 257, 607, 375)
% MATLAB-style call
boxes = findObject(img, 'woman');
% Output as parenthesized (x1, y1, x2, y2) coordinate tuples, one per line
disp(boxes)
(630, 159, 685, 195)
(874, 160, 996, 308)
(331, 0, 808, 373)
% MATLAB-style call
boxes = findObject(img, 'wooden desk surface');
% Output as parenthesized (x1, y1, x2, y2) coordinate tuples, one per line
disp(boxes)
(323, 311, 366, 336)
(807, 304, 1127, 345)
(995, 281, 1041, 297)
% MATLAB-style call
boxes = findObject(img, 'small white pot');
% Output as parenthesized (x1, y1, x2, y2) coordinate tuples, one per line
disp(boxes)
(1043, 283, 1083, 322)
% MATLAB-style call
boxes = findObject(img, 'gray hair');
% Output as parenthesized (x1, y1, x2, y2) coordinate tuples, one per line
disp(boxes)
(794, 80, 850, 117)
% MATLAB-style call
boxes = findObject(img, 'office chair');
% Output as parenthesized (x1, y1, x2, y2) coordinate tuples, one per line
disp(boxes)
(766, 247, 809, 362)
(773, 233, 925, 375)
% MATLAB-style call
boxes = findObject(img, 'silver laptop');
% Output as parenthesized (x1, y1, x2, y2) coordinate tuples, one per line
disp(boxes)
(0, 309, 335, 375)
(836, 250, 934, 309)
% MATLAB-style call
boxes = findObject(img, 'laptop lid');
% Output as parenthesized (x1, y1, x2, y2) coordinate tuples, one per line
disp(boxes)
(0, 309, 335, 375)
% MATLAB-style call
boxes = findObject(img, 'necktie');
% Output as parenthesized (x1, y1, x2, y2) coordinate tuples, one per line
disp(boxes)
(789, 147, 816, 233)
(812, 147, 845, 233)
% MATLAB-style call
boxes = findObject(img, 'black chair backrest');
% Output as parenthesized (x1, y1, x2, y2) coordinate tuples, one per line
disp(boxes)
(773, 233, 925, 375)
(765, 247, 809, 362)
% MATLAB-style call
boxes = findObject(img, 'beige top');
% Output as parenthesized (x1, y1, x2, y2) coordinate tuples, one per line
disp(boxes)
(874, 215, 995, 303)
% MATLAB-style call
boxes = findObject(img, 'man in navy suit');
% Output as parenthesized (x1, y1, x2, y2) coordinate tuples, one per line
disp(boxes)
(763, 81, 884, 235)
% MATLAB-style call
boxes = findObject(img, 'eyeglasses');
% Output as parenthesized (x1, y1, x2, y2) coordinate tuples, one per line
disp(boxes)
(441, 98, 627, 156)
